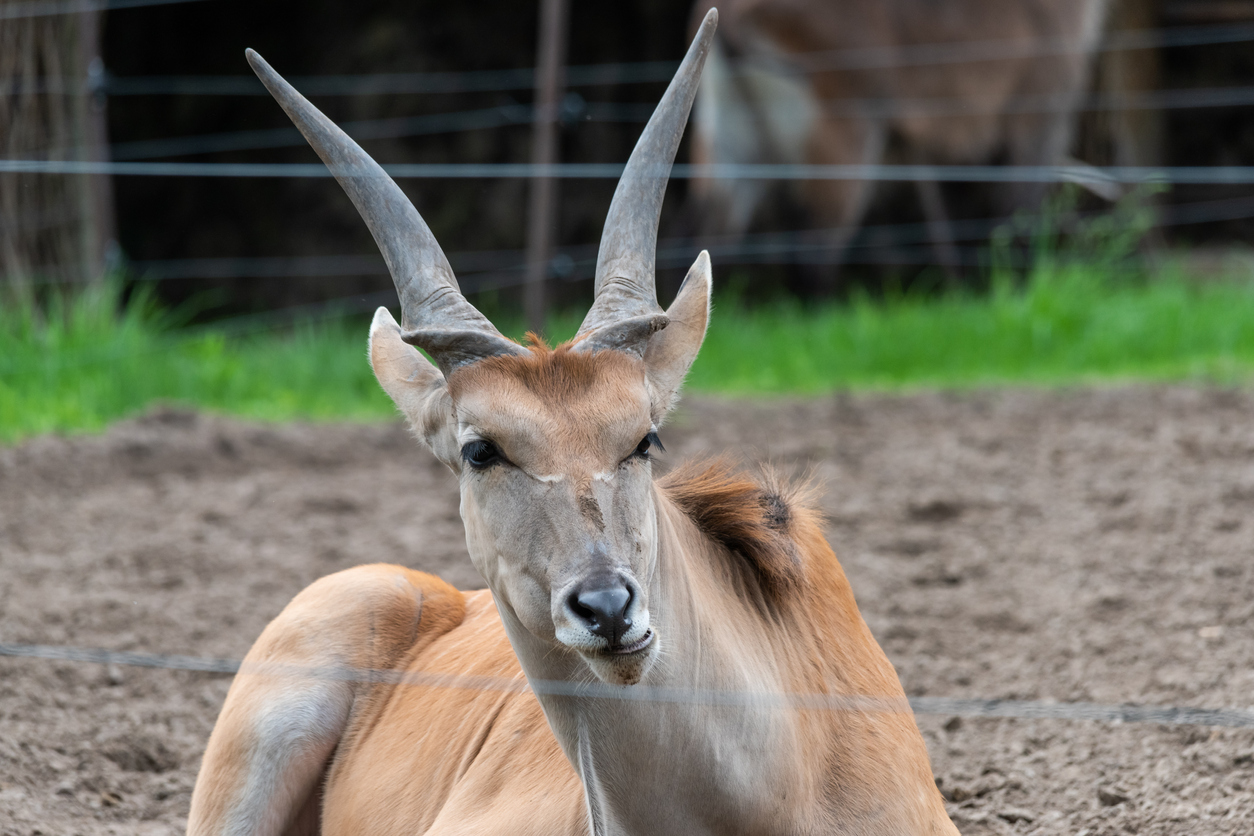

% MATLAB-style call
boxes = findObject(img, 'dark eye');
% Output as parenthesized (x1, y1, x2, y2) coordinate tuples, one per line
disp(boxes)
(633, 431, 664, 459)
(461, 439, 502, 470)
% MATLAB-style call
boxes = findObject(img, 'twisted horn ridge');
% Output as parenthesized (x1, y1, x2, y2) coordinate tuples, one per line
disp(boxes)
(575, 8, 718, 345)
(245, 49, 523, 376)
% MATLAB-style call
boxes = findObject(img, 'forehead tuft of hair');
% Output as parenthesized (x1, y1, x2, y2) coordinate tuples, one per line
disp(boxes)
(447, 340, 643, 401)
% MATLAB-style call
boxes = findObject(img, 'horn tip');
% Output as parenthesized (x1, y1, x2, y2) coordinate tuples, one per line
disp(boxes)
(702, 7, 718, 29)
(245, 48, 290, 100)
(245, 48, 272, 80)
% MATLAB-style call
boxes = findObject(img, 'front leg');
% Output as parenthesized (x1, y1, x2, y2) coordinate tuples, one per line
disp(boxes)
(187, 564, 465, 836)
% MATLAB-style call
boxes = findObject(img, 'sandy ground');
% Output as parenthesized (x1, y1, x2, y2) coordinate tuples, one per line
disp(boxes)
(1, 387, 1253, 835)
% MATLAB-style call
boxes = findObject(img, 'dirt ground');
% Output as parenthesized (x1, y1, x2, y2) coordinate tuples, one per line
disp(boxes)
(2, 386, 1253, 835)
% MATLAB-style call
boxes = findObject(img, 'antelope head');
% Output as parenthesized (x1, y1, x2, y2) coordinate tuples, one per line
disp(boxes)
(247, 11, 718, 687)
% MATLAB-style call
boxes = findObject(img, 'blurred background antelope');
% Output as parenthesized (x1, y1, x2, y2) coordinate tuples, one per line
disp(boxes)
(687, 0, 1120, 292)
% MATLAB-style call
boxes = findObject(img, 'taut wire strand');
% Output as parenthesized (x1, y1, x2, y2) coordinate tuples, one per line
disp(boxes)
(3, 641, 1253, 727)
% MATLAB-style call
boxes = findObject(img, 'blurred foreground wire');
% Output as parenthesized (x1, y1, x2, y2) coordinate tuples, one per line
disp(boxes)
(8, 160, 1254, 185)
(10, 192, 1254, 296)
(0, 0, 208, 21)
(15, 20, 1254, 97)
(3, 641, 1252, 727)
(78, 85, 1254, 161)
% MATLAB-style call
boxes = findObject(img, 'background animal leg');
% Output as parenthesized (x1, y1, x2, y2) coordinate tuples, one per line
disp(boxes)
(913, 176, 960, 282)
(685, 32, 771, 287)
(796, 118, 886, 295)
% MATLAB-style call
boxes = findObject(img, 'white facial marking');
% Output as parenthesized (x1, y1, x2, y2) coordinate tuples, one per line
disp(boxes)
(456, 427, 484, 446)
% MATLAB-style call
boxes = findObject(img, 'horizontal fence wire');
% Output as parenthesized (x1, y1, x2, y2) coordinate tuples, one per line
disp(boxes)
(17, 21, 1254, 97)
(113, 192, 1254, 282)
(69, 85, 1254, 161)
(786, 21, 1254, 72)
(4, 62, 681, 98)
(94, 60, 684, 98)
(3, 641, 1253, 727)
(10, 192, 1254, 298)
(108, 103, 540, 160)
(8, 160, 1254, 185)
(0, 0, 207, 21)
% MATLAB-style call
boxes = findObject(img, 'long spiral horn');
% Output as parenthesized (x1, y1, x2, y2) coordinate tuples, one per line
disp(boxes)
(574, 8, 718, 351)
(246, 49, 524, 375)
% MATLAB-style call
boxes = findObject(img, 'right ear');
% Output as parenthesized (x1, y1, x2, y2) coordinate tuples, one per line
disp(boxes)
(368, 307, 461, 468)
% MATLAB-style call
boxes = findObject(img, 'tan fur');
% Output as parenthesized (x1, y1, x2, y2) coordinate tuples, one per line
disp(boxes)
(450, 340, 641, 411)
(321, 588, 586, 836)
(190, 467, 956, 835)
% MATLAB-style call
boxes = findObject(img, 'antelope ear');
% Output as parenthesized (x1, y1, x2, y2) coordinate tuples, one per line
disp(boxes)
(368, 307, 460, 467)
(643, 251, 712, 424)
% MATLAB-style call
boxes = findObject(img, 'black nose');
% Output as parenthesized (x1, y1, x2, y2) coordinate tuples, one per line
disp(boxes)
(568, 577, 633, 645)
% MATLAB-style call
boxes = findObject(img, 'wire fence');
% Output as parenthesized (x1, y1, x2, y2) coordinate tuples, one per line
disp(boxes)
(13, 83, 1245, 161)
(3, 640, 1252, 728)
(10, 160, 1254, 186)
(7, 7, 1254, 333)
(16, 20, 1254, 98)
(10, 190, 1254, 301)
(6, 11, 1254, 296)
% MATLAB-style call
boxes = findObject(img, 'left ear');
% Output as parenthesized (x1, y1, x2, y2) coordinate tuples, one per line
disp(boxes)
(368, 307, 461, 468)
(643, 250, 711, 424)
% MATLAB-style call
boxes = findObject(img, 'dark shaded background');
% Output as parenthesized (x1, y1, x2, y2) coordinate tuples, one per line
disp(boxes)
(99, 0, 1254, 316)
(103, 0, 696, 315)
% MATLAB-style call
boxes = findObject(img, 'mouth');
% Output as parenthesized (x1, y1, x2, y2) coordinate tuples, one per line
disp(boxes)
(607, 629, 654, 656)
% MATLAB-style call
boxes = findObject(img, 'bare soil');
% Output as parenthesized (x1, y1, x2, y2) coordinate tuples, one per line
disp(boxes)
(2, 387, 1253, 835)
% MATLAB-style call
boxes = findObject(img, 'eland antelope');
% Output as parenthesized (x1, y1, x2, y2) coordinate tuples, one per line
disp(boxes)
(688, 0, 1111, 282)
(187, 11, 959, 836)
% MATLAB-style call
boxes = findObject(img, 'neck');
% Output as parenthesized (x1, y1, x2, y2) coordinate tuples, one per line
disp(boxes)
(498, 487, 953, 836)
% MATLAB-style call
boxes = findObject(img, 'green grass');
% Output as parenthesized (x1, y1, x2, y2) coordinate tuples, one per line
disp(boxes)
(692, 263, 1254, 392)
(5, 258, 1254, 444)
(0, 285, 395, 442)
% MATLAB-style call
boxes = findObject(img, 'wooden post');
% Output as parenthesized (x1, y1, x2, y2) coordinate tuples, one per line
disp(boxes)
(0, 0, 113, 291)
(78, 6, 116, 278)
(523, 0, 569, 336)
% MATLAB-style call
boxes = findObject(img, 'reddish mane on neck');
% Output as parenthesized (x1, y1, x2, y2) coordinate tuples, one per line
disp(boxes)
(659, 458, 813, 596)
